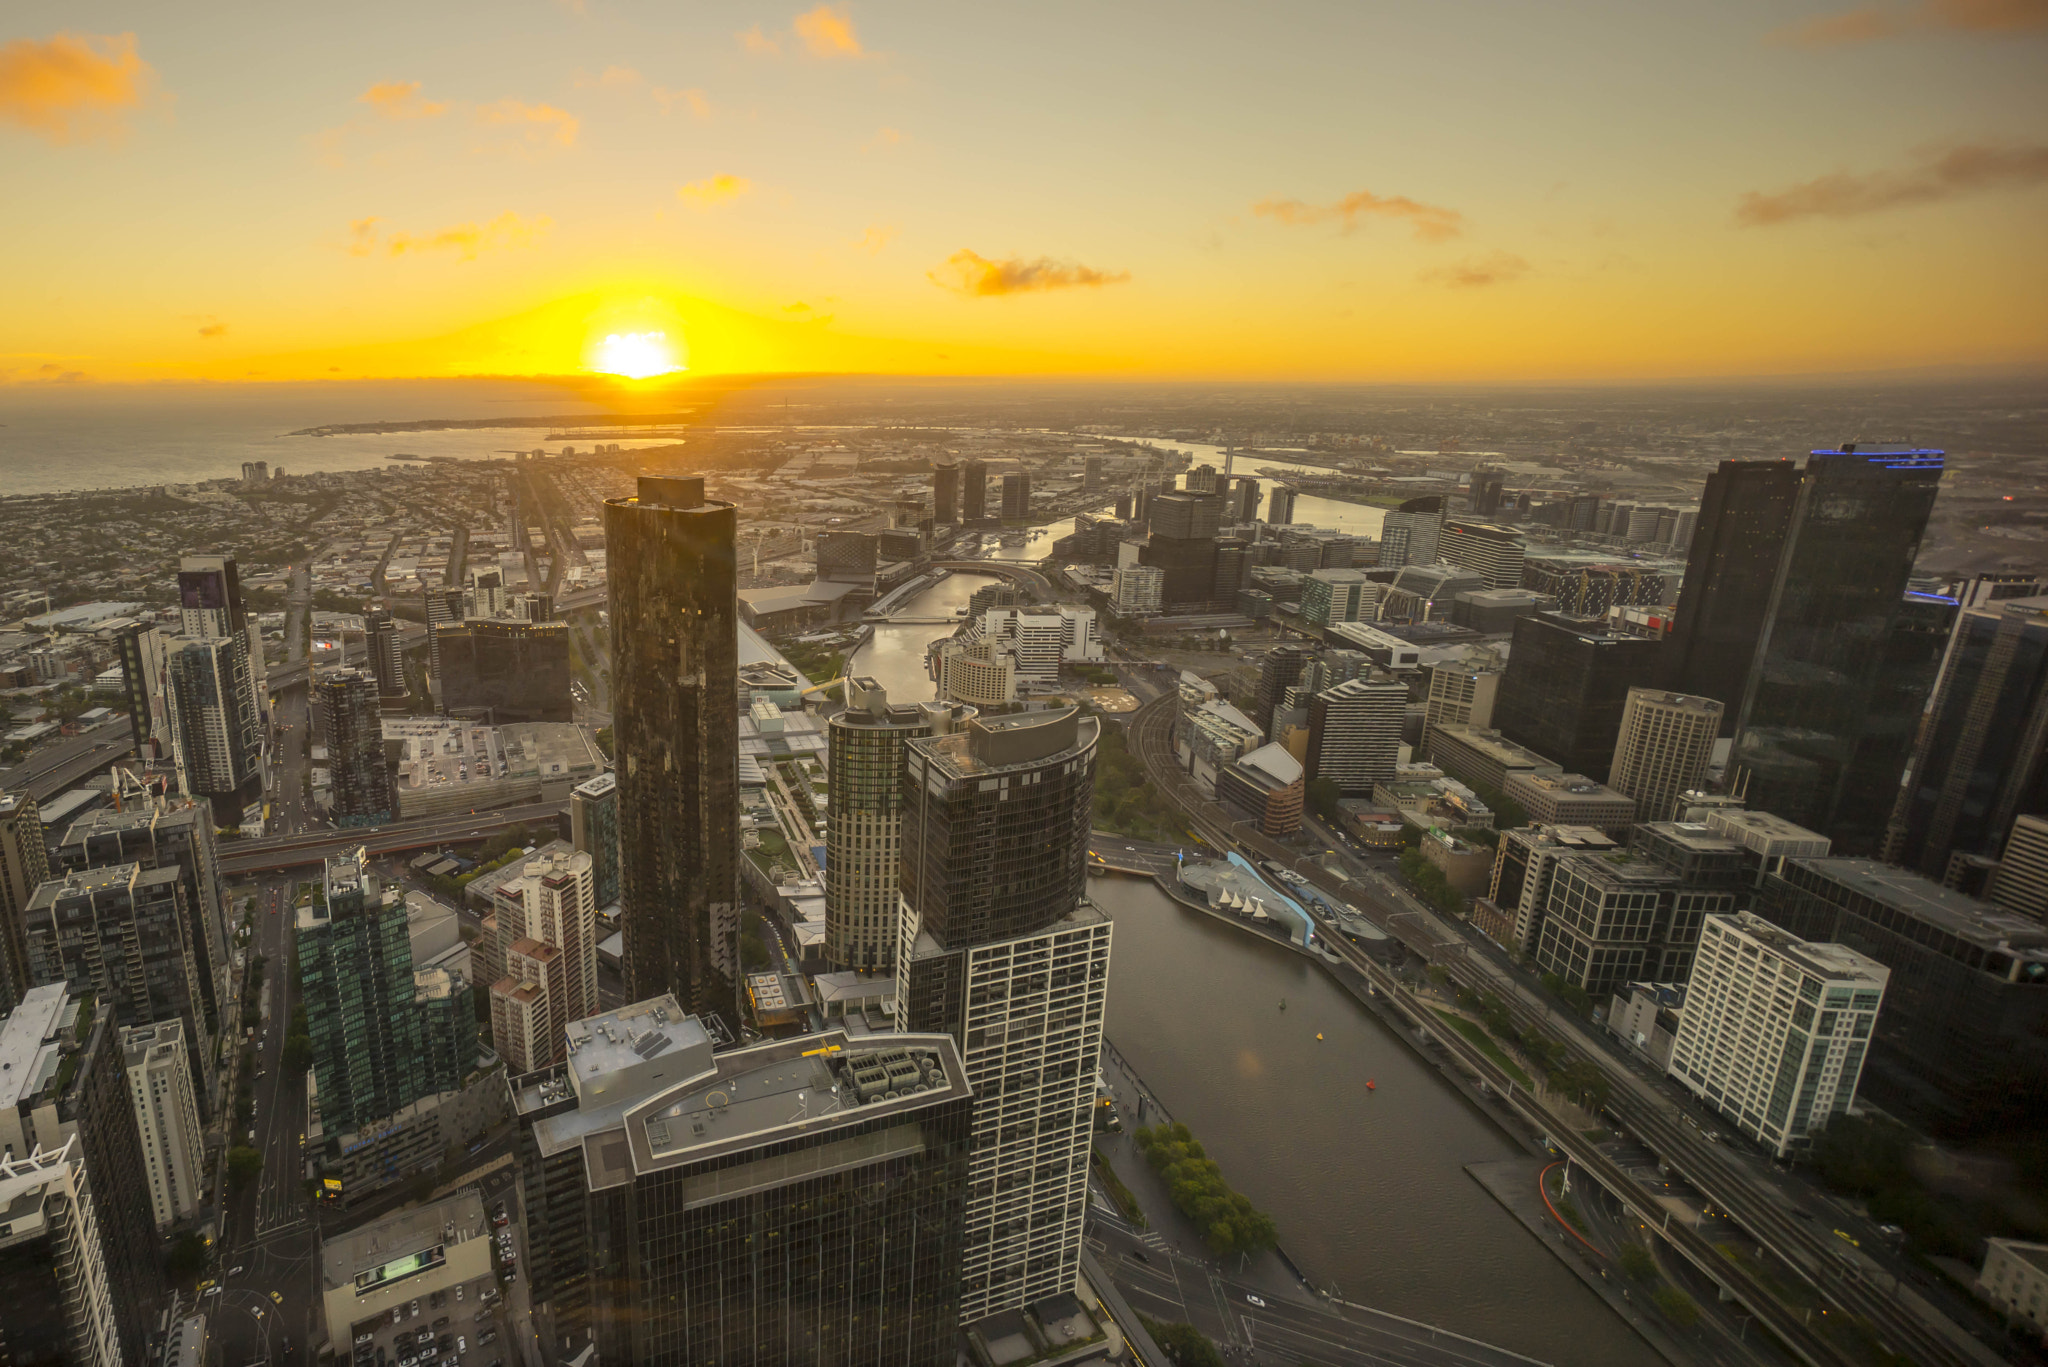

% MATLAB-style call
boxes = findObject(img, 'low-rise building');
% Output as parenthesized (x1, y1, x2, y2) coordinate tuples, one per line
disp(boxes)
(1216, 742, 1305, 837)
(1980, 1239, 2048, 1341)
(1504, 771, 1636, 837)
(1424, 724, 1562, 794)
(318, 1189, 494, 1359)
(1477, 825, 1620, 955)
(1607, 982, 1685, 1070)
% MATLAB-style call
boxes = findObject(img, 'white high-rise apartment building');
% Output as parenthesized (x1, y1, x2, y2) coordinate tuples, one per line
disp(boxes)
(1608, 688, 1723, 823)
(1111, 564, 1163, 617)
(1306, 675, 1408, 796)
(121, 1020, 204, 1228)
(1668, 912, 1888, 1158)
(0, 1137, 123, 1367)
(488, 849, 597, 1072)
(1436, 520, 1527, 590)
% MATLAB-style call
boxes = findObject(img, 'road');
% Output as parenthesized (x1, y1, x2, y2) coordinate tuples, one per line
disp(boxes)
(0, 719, 135, 800)
(1119, 690, 1998, 1367)
(218, 802, 568, 875)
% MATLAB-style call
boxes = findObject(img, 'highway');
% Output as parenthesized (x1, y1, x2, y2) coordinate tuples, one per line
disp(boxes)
(1117, 690, 1996, 1367)
(0, 719, 135, 801)
(219, 802, 568, 874)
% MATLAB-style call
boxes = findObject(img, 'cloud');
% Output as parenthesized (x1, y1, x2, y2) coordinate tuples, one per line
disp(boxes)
(476, 99, 578, 147)
(741, 6, 869, 59)
(679, 173, 751, 205)
(576, 66, 641, 90)
(794, 5, 864, 57)
(854, 223, 898, 254)
(359, 80, 449, 120)
(1251, 189, 1464, 242)
(197, 319, 228, 338)
(0, 31, 155, 144)
(785, 301, 812, 313)
(864, 126, 901, 152)
(349, 212, 549, 260)
(1422, 252, 1531, 288)
(654, 86, 710, 117)
(1735, 142, 2048, 224)
(929, 249, 1131, 297)
(1768, 0, 2048, 45)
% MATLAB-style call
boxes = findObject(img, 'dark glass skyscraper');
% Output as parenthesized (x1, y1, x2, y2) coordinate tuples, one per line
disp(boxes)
(962, 458, 987, 521)
(1662, 459, 1803, 735)
(1494, 614, 1664, 779)
(932, 460, 960, 524)
(1731, 450, 1945, 853)
(316, 667, 394, 825)
(436, 618, 572, 723)
(605, 476, 740, 1022)
(569, 772, 620, 910)
(1885, 595, 2048, 878)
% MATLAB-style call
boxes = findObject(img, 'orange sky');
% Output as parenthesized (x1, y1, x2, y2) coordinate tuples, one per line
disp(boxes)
(2, 2, 2045, 385)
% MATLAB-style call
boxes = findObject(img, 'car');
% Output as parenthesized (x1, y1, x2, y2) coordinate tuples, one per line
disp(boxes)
(1246, 1294, 1267, 1308)
(458, 1338, 467, 1355)
(455, 1286, 463, 1301)
(271, 1291, 285, 1304)
(230, 1265, 246, 1277)
(477, 1330, 496, 1346)
(196, 1279, 216, 1292)
(298, 1132, 306, 1146)
(503, 1269, 516, 1283)
(499, 1248, 516, 1262)
(433, 1317, 449, 1330)
(399, 1358, 416, 1367)
(254, 1308, 266, 1320)
(355, 1334, 373, 1347)
(203, 1285, 223, 1297)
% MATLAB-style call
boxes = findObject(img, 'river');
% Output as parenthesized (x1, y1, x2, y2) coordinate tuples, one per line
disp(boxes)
(849, 574, 1654, 1366)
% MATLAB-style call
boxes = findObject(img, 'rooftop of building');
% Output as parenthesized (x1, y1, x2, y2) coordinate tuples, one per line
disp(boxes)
(120, 1019, 184, 1066)
(1635, 821, 1746, 854)
(1507, 771, 1632, 801)
(1234, 741, 1303, 786)
(319, 1189, 488, 1294)
(572, 771, 616, 799)
(27, 861, 172, 906)
(1988, 1239, 2048, 1276)
(1711, 912, 1890, 985)
(1430, 724, 1563, 771)
(1507, 824, 1620, 849)
(915, 705, 1094, 779)
(1785, 858, 2048, 958)
(1623, 688, 1724, 715)
(0, 984, 70, 1117)
(1702, 809, 1831, 854)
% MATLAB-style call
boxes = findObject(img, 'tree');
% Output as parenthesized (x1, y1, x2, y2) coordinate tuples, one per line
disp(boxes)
(165, 1230, 209, 1280)
(594, 727, 614, 759)
(1138, 1318, 1225, 1367)
(1651, 1285, 1700, 1329)
(740, 934, 771, 971)
(1619, 1244, 1657, 1281)
(1306, 776, 1344, 822)
(227, 1146, 263, 1192)
(282, 1034, 313, 1073)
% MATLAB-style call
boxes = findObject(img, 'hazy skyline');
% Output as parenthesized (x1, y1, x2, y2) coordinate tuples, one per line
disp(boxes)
(4, 0, 2044, 385)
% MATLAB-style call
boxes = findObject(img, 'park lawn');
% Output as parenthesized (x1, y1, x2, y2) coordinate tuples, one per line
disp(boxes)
(1431, 1009, 1534, 1090)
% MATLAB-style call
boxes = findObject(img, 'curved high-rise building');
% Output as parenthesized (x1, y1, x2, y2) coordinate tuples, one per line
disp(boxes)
(604, 476, 740, 1023)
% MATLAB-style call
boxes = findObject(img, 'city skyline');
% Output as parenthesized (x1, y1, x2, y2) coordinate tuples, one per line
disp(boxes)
(1, 2, 2044, 385)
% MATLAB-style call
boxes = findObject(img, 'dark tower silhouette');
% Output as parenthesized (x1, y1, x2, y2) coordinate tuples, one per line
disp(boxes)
(1662, 459, 1802, 735)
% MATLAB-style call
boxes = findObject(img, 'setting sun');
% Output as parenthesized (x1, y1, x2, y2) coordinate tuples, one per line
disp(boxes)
(591, 330, 682, 379)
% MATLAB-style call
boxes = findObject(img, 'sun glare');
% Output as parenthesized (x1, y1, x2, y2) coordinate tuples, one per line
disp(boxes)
(592, 330, 682, 379)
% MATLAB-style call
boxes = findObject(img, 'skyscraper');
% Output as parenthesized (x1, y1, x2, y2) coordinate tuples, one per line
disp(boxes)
(120, 1020, 204, 1228)
(1495, 614, 1665, 780)
(605, 476, 740, 1022)
(1884, 595, 2048, 879)
(1001, 471, 1032, 520)
(962, 457, 988, 520)
(513, 998, 972, 1364)
(316, 668, 394, 825)
(0, 789, 48, 1016)
(1731, 449, 1945, 852)
(488, 849, 597, 1074)
(1267, 483, 1297, 525)
(1379, 496, 1445, 569)
(1661, 459, 1805, 736)
(1437, 520, 1527, 590)
(164, 631, 265, 827)
(1472, 469, 1507, 517)
(897, 707, 1110, 1319)
(296, 850, 476, 1132)
(1305, 675, 1408, 796)
(825, 681, 942, 972)
(109, 619, 166, 756)
(0, 1139, 124, 1367)
(1253, 644, 1313, 734)
(423, 584, 467, 694)
(569, 772, 620, 910)
(364, 605, 407, 701)
(435, 618, 572, 723)
(932, 460, 961, 524)
(1234, 477, 1262, 524)
(1608, 689, 1724, 823)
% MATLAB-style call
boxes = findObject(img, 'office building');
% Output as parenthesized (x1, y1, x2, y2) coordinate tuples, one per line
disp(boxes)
(1217, 742, 1306, 837)
(108, 619, 166, 756)
(1253, 645, 1313, 734)
(1306, 675, 1407, 797)
(1001, 471, 1032, 520)
(826, 682, 952, 973)
(513, 999, 972, 1363)
(1756, 857, 2048, 1129)
(0, 1139, 123, 1367)
(1379, 497, 1444, 568)
(962, 458, 988, 520)
(1979, 1240, 2048, 1340)
(1084, 454, 1104, 487)
(1267, 484, 1297, 525)
(1884, 595, 2048, 879)
(1668, 912, 1887, 1158)
(1721, 450, 1945, 850)
(1471, 469, 1507, 516)
(815, 531, 880, 585)
(423, 583, 467, 691)
(489, 849, 597, 1074)
(1234, 477, 1262, 524)
(1522, 558, 1666, 617)
(1451, 588, 1552, 636)
(1437, 520, 1526, 590)
(316, 668, 394, 826)
(1504, 772, 1636, 836)
(1111, 563, 1163, 617)
(0, 987, 165, 1357)
(1663, 460, 1804, 735)
(1149, 490, 1222, 541)
(1298, 569, 1377, 628)
(569, 772, 620, 911)
(1990, 814, 2048, 921)
(933, 636, 1021, 707)
(1495, 613, 1664, 780)
(1425, 724, 1562, 794)
(1699, 809, 1833, 887)
(932, 460, 961, 524)
(163, 632, 264, 827)
(434, 618, 572, 724)
(605, 475, 741, 1022)
(364, 605, 407, 701)
(1607, 688, 1723, 824)
(1380, 562, 1487, 623)
(0, 790, 49, 1016)
(297, 849, 476, 1133)
(1533, 841, 1738, 997)
(120, 1020, 204, 1228)
(897, 708, 1110, 1319)
(1423, 663, 1499, 733)
(1478, 824, 1619, 954)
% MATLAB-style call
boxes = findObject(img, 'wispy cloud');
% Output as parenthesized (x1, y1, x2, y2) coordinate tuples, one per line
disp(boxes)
(854, 223, 898, 254)
(476, 99, 579, 148)
(930, 249, 1130, 297)
(348, 212, 550, 260)
(654, 86, 710, 117)
(1735, 143, 2048, 224)
(864, 126, 901, 152)
(1252, 189, 1464, 243)
(679, 173, 751, 205)
(741, 6, 869, 59)
(576, 65, 642, 90)
(1769, 0, 2048, 46)
(0, 31, 155, 144)
(359, 80, 449, 120)
(1422, 252, 1531, 288)
(196, 318, 228, 338)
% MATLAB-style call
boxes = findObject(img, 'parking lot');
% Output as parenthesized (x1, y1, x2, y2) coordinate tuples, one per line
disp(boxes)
(346, 1194, 524, 1367)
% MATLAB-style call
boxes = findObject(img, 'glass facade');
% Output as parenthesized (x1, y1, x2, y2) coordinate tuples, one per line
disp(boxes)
(1494, 614, 1664, 778)
(606, 477, 742, 1023)
(826, 689, 935, 972)
(1730, 451, 1944, 853)
(571, 774, 622, 910)
(435, 618, 573, 724)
